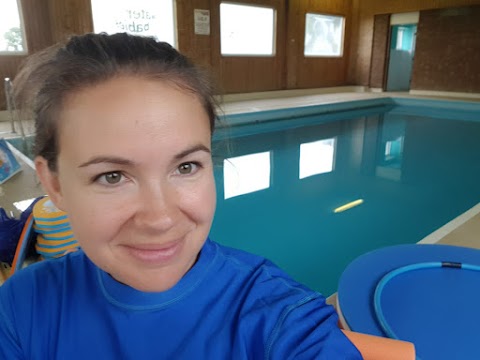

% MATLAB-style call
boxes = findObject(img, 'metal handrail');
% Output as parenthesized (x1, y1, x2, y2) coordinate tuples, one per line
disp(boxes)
(4, 77, 25, 138)
(4, 78, 16, 134)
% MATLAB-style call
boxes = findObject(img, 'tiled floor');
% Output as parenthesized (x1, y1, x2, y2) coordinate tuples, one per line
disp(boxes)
(410, 199, 480, 248)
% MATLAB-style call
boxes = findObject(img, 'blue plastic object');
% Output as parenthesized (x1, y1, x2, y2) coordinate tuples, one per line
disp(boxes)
(338, 244, 480, 360)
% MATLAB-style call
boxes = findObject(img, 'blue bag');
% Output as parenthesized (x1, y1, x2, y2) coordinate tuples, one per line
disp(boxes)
(0, 208, 23, 264)
(0, 197, 43, 265)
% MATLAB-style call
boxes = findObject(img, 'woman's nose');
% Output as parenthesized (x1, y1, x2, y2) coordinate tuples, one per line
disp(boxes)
(133, 185, 177, 232)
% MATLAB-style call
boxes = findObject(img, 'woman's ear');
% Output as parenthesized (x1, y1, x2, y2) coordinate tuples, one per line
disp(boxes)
(35, 156, 65, 211)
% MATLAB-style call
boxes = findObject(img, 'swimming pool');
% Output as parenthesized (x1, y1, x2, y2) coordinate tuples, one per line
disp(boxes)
(209, 97, 480, 296)
(7, 97, 480, 295)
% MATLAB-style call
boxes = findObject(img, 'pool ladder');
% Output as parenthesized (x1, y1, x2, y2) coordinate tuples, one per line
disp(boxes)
(4, 77, 26, 138)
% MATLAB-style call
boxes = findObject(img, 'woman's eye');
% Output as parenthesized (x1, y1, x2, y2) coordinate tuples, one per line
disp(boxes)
(97, 171, 123, 185)
(177, 162, 198, 175)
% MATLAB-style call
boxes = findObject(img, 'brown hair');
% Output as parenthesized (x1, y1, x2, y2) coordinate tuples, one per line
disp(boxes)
(14, 32, 218, 171)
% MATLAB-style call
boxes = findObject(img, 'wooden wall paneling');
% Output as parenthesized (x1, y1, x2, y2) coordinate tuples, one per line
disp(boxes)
(286, 0, 352, 90)
(341, 0, 352, 85)
(210, 0, 286, 94)
(208, 0, 222, 92)
(0, 0, 53, 110)
(0, 57, 23, 109)
(369, 14, 390, 89)
(346, 0, 360, 85)
(48, 0, 93, 43)
(285, 0, 302, 89)
(1, 0, 96, 110)
(176, 0, 213, 70)
(22, 0, 53, 53)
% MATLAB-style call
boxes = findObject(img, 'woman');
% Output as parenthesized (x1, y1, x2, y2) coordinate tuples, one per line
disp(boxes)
(0, 33, 362, 359)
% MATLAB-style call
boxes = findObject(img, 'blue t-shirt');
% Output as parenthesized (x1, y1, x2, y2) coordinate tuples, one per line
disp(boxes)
(0, 239, 362, 359)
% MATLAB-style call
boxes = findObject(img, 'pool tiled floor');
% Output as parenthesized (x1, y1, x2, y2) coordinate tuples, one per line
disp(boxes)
(436, 210, 480, 249)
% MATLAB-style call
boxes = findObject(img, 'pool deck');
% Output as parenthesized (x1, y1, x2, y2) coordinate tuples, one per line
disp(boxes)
(1, 88, 480, 284)
(220, 88, 480, 114)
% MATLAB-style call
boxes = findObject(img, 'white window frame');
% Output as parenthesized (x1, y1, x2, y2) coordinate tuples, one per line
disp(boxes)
(220, 2, 277, 57)
(0, 0, 28, 55)
(304, 12, 345, 58)
(90, 0, 177, 47)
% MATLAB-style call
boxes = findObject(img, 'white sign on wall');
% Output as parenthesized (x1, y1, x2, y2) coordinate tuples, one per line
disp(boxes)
(194, 9, 210, 35)
(91, 0, 175, 46)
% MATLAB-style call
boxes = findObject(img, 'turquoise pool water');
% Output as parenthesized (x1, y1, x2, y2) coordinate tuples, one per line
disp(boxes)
(210, 99, 480, 296)
(8, 98, 480, 295)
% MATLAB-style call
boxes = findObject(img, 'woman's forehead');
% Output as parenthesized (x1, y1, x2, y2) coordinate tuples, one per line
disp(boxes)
(63, 76, 198, 107)
(60, 77, 205, 125)
(56, 77, 212, 155)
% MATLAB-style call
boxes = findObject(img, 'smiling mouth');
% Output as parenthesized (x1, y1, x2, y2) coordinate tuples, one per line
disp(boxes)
(122, 240, 183, 264)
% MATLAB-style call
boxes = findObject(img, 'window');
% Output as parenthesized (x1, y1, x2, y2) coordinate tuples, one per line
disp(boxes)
(299, 138, 336, 179)
(220, 3, 275, 56)
(393, 25, 416, 53)
(0, 0, 27, 54)
(223, 152, 271, 199)
(384, 136, 404, 163)
(90, 0, 176, 46)
(395, 27, 404, 50)
(304, 13, 344, 57)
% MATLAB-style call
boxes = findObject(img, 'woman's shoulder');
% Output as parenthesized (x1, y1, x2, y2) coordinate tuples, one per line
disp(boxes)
(208, 241, 356, 359)
(211, 240, 318, 299)
(212, 240, 278, 274)
(1, 250, 91, 296)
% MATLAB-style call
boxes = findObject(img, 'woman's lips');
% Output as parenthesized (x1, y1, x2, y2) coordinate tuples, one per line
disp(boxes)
(122, 239, 183, 264)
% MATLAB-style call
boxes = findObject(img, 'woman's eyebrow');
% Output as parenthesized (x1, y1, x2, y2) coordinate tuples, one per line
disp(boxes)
(78, 145, 211, 168)
(174, 144, 211, 160)
(78, 157, 134, 168)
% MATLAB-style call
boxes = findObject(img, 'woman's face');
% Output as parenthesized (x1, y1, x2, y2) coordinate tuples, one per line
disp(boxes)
(36, 76, 216, 292)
